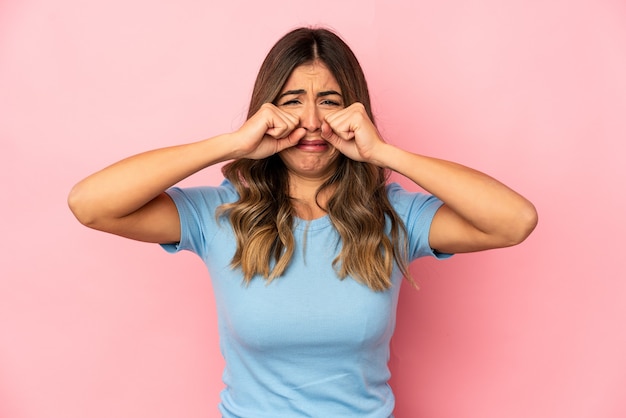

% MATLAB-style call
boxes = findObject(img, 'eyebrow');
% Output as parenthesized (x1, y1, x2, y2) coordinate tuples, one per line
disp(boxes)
(277, 89, 343, 100)
(318, 90, 343, 98)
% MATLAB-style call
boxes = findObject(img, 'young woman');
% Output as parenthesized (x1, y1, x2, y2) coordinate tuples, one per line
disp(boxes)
(68, 27, 537, 418)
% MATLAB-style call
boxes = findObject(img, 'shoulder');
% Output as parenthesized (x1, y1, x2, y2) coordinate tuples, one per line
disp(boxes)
(167, 179, 238, 205)
(165, 179, 239, 220)
(385, 182, 442, 218)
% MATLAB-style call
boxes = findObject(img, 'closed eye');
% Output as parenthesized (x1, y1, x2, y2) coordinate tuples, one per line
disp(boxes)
(279, 99, 301, 106)
(321, 99, 342, 106)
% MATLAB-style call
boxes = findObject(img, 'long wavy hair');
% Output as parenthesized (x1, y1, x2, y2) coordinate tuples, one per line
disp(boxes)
(219, 27, 410, 291)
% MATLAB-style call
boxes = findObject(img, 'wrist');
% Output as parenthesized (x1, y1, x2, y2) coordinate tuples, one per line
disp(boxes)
(192, 133, 240, 165)
(370, 143, 401, 169)
(214, 132, 249, 161)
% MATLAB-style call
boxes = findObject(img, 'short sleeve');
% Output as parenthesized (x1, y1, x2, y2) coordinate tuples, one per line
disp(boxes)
(386, 182, 453, 261)
(159, 180, 238, 259)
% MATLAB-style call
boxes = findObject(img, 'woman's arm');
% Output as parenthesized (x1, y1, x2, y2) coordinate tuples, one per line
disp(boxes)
(68, 136, 231, 243)
(68, 104, 305, 243)
(376, 147, 538, 254)
(322, 103, 538, 254)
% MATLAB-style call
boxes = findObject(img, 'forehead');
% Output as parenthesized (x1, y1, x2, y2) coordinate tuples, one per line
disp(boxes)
(281, 61, 341, 91)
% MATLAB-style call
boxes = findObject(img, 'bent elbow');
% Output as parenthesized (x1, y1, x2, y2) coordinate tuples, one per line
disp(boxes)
(67, 184, 98, 228)
(507, 202, 539, 246)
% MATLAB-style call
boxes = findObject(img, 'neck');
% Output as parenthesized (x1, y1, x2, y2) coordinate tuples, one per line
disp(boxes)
(288, 175, 334, 220)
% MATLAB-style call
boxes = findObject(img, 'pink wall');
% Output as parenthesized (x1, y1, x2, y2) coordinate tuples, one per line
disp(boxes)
(1, 1, 625, 417)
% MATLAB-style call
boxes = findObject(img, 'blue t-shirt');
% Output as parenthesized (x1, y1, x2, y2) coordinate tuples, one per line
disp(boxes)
(162, 179, 448, 418)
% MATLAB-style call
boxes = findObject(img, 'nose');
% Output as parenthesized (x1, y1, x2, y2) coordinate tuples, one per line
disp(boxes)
(299, 102, 322, 132)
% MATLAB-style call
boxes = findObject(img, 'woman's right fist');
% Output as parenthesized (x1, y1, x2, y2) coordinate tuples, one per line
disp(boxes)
(231, 103, 306, 160)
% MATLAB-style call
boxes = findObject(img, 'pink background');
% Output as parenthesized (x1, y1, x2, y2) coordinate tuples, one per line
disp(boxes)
(1, 0, 625, 417)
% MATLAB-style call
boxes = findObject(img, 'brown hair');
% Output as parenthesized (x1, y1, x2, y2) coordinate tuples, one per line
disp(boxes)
(219, 27, 410, 291)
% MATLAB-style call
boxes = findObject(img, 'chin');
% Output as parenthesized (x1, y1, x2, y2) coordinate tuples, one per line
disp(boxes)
(280, 150, 340, 178)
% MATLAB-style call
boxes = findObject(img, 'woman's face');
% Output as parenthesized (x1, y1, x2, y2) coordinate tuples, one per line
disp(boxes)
(275, 61, 344, 183)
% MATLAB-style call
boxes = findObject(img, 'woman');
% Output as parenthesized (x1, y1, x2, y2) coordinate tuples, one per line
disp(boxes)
(68, 27, 537, 418)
